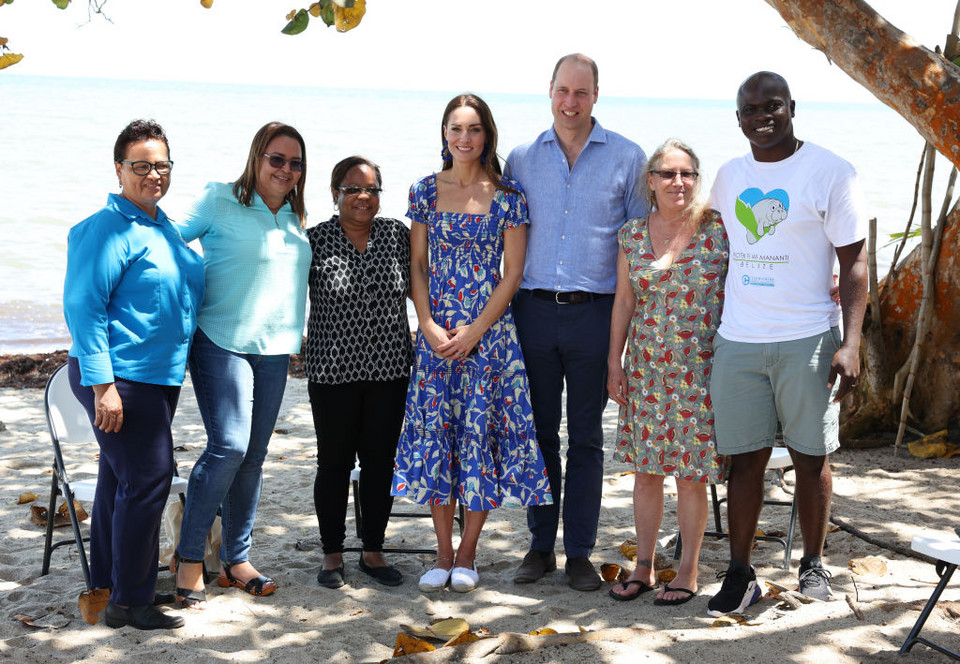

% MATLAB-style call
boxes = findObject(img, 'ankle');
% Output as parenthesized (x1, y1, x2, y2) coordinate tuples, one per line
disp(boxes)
(799, 555, 823, 573)
(434, 556, 454, 570)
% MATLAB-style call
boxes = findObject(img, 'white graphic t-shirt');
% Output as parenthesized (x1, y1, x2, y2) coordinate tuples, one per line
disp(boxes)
(710, 142, 865, 343)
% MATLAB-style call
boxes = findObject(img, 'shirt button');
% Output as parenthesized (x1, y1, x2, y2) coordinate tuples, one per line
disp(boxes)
(564, 210, 568, 214)
(561, 235, 566, 240)
(559, 260, 564, 265)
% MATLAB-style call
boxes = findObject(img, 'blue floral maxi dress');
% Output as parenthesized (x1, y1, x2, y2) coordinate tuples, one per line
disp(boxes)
(392, 174, 552, 511)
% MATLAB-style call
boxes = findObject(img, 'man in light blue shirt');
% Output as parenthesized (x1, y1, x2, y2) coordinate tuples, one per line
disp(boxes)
(506, 53, 648, 590)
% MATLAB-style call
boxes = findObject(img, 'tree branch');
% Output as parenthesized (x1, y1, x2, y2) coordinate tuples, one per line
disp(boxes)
(763, 0, 960, 168)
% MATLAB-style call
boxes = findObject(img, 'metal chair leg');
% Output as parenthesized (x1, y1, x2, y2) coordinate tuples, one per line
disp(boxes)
(899, 561, 959, 660)
(41, 468, 58, 577)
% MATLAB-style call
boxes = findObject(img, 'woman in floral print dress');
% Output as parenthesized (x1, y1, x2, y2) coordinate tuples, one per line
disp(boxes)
(392, 94, 551, 594)
(607, 138, 729, 605)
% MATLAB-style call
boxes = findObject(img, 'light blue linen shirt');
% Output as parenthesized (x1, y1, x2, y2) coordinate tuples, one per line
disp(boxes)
(505, 119, 648, 293)
(176, 182, 311, 355)
(64, 193, 205, 386)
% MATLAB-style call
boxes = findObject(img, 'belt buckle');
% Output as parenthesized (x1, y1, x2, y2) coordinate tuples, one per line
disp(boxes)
(555, 291, 566, 305)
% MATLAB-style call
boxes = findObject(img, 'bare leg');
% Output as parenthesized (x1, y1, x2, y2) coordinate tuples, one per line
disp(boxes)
(174, 559, 207, 609)
(658, 478, 707, 601)
(787, 449, 832, 558)
(430, 503, 457, 570)
(610, 472, 662, 598)
(726, 448, 772, 566)
(454, 509, 488, 568)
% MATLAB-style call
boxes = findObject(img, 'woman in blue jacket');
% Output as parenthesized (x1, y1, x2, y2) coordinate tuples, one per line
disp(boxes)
(64, 119, 204, 630)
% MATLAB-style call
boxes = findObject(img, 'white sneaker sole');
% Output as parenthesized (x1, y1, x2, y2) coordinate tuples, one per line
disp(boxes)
(706, 579, 762, 617)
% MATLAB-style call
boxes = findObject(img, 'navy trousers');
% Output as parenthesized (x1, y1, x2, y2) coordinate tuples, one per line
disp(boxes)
(512, 289, 613, 559)
(68, 357, 179, 606)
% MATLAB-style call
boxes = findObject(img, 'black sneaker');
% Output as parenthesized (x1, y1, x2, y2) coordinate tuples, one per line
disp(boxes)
(798, 565, 833, 600)
(706, 564, 761, 617)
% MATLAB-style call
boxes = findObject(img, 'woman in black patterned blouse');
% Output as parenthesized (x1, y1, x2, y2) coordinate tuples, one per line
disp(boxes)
(304, 156, 413, 589)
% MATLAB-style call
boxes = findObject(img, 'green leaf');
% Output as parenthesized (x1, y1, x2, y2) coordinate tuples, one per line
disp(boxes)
(319, 1, 335, 26)
(281, 8, 309, 35)
(51, 0, 70, 9)
(952, 55, 960, 68)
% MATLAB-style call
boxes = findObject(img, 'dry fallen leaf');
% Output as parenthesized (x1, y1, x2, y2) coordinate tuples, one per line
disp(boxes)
(528, 627, 558, 636)
(392, 633, 436, 657)
(711, 614, 747, 627)
(657, 569, 677, 584)
(350, 609, 363, 616)
(849, 557, 887, 576)
(443, 630, 481, 647)
(619, 540, 638, 561)
(600, 563, 627, 582)
(18, 492, 37, 504)
(78, 588, 110, 625)
(30, 500, 87, 528)
(400, 617, 470, 640)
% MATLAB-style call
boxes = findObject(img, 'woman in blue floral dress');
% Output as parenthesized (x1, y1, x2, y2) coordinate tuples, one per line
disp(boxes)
(392, 94, 551, 593)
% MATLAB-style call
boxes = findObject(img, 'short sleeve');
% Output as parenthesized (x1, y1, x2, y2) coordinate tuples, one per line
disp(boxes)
(499, 178, 529, 231)
(405, 176, 433, 226)
(823, 165, 866, 248)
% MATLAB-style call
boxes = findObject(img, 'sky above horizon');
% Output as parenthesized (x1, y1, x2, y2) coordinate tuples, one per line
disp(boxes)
(1, 0, 953, 104)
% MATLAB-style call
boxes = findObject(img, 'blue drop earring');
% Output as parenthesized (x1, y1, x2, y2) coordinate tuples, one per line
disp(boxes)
(441, 140, 452, 163)
(481, 146, 488, 165)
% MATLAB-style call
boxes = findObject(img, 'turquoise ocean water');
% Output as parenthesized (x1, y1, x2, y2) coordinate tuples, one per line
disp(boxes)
(0, 75, 947, 354)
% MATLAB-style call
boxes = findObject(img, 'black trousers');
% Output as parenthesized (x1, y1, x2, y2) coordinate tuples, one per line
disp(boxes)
(308, 378, 407, 554)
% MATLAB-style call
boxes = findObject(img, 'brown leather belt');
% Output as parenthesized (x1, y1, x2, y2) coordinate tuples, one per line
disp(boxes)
(529, 289, 613, 305)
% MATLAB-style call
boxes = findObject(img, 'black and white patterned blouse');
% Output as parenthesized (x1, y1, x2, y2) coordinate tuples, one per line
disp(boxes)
(304, 216, 413, 384)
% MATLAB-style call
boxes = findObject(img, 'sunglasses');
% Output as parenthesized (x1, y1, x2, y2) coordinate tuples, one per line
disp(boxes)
(337, 186, 382, 196)
(651, 170, 699, 183)
(263, 153, 305, 172)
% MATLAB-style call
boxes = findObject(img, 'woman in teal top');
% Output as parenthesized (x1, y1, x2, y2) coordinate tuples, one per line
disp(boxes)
(172, 122, 311, 608)
(64, 119, 203, 630)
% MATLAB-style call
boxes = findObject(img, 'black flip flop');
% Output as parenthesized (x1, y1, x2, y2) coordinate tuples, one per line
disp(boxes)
(608, 579, 656, 601)
(653, 583, 697, 606)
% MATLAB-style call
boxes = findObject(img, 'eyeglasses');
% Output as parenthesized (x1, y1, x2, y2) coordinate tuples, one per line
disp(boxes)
(652, 170, 699, 183)
(337, 186, 382, 196)
(119, 160, 174, 176)
(263, 153, 305, 172)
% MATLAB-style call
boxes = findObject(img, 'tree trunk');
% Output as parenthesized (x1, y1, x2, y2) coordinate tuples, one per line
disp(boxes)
(763, 0, 960, 170)
(839, 206, 960, 441)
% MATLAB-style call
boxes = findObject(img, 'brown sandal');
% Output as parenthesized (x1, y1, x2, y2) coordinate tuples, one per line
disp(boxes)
(218, 561, 277, 596)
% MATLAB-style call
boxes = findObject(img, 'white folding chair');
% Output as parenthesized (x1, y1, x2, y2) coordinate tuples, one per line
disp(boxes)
(39, 364, 188, 589)
(344, 461, 464, 555)
(675, 447, 798, 570)
(899, 529, 960, 660)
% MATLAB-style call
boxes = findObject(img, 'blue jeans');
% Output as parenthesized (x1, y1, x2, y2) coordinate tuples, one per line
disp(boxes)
(177, 328, 290, 564)
(512, 289, 612, 559)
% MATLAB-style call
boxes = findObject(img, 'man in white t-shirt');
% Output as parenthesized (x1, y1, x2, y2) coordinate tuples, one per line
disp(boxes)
(705, 72, 868, 616)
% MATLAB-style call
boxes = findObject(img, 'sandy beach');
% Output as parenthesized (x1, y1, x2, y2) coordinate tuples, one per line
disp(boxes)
(1, 375, 958, 663)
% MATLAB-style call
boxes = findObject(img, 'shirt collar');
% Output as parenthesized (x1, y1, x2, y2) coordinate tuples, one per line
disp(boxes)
(106, 192, 168, 226)
(541, 117, 607, 146)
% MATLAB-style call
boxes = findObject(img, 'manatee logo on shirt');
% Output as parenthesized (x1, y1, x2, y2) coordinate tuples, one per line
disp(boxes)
(735, 188, 789, 245)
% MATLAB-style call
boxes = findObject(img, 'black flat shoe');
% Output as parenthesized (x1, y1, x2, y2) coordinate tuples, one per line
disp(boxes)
(358, 557, 403, 586)
(317, 565, 345, 589)
(104, 603, 184, 630)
